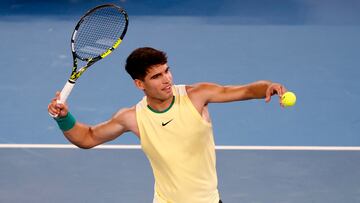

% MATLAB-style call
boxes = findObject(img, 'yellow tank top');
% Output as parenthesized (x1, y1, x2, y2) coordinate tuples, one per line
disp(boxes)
(136, 85, 219, 203)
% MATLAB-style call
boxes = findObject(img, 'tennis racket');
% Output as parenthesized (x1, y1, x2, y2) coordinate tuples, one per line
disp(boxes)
(51, 4, 128, 117)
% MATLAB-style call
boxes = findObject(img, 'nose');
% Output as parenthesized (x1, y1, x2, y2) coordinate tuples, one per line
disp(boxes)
(163, 72, 171, 84)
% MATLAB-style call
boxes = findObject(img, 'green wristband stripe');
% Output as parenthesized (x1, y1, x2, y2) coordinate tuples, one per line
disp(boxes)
(55, 112, 76, 131)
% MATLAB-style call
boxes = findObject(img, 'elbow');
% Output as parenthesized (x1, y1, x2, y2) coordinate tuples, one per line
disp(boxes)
(74, 139, 97, 149)
(66, 127, 98, 149)
(76, 144, 95, 149)
(69, 139, 97, 149)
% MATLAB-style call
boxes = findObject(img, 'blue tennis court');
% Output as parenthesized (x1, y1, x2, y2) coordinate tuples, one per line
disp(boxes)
(1, 0, 360, 202)
(1, 146, 360, 202)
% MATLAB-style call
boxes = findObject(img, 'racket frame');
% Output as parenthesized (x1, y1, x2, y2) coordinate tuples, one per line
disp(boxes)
(52, 4, 128, 117)
(59, 4, 128, 104)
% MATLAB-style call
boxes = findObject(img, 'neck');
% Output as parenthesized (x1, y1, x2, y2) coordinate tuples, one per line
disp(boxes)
(147, 96, 175, 113)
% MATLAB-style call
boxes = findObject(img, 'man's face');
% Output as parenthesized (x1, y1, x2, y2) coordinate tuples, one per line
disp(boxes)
(135, 63, 173, 101)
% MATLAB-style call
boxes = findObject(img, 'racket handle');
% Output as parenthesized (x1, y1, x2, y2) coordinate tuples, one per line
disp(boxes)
(49, 81, 75, 118)
(58, 81, 75, 104)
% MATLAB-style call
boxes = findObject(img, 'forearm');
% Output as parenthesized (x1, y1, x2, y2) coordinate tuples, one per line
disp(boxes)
(192, 81, 275, 103)
(57, 111, 130, 148)
(49, 94, 131, 148)
(246, 80, 272, 99)
(54, 112, 96, 149)
(63, 122, 95, 149)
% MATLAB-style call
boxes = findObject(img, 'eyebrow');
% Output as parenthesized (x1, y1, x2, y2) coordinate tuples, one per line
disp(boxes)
(150, 66, 170, 79)
(150, 73, 161, 79)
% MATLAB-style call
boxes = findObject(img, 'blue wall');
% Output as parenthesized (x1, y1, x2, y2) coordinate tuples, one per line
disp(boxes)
(0, 0, 359, 146)
(2, 0, 360, 25)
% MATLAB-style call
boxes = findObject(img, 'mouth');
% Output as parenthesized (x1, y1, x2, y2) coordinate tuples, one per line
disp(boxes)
(162, 85, 172, 92)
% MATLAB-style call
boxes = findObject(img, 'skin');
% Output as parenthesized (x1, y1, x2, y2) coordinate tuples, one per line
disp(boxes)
(48, 63, 287, 149)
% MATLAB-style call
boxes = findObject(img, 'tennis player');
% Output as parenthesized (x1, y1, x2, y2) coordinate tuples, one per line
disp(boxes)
(48, 47, 287, 203)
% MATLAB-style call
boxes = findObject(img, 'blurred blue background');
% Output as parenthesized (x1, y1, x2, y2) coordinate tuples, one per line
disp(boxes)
(0, 0, 359, 146)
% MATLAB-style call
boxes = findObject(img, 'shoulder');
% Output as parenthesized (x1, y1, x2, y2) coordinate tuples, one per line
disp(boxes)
(185, 82, 223, 98)
(111, 106, 137, 131)
(113, 106, 136, 118)
(185, 82, 222, 106)
(185, 82, 218, 93)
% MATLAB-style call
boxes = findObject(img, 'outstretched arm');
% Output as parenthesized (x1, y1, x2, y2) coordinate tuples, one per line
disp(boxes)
(188, 80, 287, 106)
(48, 92, 137, 149)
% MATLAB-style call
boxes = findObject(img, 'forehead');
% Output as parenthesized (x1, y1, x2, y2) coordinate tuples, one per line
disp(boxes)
(146, 63, 168, 76)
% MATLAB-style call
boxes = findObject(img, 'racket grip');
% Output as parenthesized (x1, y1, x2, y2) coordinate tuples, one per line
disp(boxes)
(49, 81, 75, 118)
(58, 81, 75, 104)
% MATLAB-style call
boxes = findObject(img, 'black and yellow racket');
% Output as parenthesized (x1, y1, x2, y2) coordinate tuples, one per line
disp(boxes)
(52, 4, 128, 116)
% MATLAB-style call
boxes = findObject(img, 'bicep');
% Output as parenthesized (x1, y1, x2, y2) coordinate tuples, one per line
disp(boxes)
(89, 118, 127, 145)
(77, 108, 134, 147)
(190, 83, 251, 104)
(208, 84, 251, 103)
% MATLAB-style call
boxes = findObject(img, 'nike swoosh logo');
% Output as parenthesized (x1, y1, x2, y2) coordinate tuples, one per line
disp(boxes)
(162, 119, 173, 126)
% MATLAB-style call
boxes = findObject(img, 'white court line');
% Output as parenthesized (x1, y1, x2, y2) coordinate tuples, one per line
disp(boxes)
(0, 144, 140, 149)
(0, 144, 360, 151)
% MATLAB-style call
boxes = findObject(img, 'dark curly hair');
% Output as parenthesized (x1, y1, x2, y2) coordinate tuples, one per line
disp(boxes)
(125, 47, 167, 80)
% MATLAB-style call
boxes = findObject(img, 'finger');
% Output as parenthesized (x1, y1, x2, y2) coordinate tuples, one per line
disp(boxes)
(56, 91, 61, 101)
(48, 101, 58, 111)
(273, 85, 282, 96)
(53, 102, 62, 111)
(265, 88, 272, 103)
(55, 102, 65, 110)
(48, 104, 59, 115)
(50, 92, 60, 103)
(58, 105, 68, 117)
(278, 94, 283, 105)
(279, 86, 287, 97)
(48, 109, 59, 118)
(47, 104, 53, 113)
(265, 95, 271, 103)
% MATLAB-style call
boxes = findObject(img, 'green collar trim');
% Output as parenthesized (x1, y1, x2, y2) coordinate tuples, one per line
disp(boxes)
(147, 96, 175, 114)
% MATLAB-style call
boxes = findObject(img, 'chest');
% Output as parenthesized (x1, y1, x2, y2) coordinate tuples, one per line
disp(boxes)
(140, 103, 212, 157)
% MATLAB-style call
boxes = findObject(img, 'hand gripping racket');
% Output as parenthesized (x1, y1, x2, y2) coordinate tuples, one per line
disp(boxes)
(52, 4, 128, 117)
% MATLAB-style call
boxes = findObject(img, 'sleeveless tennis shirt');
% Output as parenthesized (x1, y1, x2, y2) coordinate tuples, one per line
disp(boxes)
(136, 85, 220, 203)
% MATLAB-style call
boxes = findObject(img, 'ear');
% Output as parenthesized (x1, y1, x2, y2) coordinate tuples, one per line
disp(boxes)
(134, 79, 145, 90)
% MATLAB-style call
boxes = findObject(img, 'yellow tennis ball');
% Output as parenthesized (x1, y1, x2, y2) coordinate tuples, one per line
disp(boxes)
(281, 92, 296, 107)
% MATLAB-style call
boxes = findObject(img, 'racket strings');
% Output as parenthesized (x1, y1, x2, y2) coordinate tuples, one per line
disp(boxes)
(74, 7, 127, 59)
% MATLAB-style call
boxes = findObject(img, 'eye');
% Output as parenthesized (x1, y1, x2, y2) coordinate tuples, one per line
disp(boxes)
(151, 74, 160, 79)
(165, 67, 170, 73)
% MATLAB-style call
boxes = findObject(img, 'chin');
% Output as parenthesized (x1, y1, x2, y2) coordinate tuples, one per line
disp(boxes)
(161, 91, 173, 100)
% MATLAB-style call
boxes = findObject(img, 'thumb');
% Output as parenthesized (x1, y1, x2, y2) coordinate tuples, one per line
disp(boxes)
(265, 88, 272, 103)
(55, 91, 61, 101)
(265, 95, 271, 103)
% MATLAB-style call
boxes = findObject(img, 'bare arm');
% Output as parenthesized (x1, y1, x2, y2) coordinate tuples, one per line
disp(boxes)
(63, 108, 135, 149)
(188, 80, 287, 106)
(48, 92, 137, 149)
